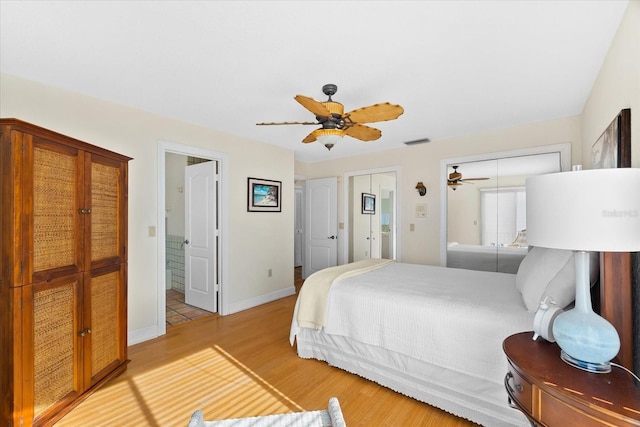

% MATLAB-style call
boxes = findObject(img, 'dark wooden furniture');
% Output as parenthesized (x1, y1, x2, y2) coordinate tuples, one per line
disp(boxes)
(601, 252, 634, 370)
(1, 119, 131, 426)
(504, 332, 640, 427)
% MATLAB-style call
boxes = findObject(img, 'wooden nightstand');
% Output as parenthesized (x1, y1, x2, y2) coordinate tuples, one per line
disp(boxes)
(503, 332, 640, 427)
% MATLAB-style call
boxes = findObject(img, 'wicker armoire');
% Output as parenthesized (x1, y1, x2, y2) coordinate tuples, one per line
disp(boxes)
(0, 119, 131, 426)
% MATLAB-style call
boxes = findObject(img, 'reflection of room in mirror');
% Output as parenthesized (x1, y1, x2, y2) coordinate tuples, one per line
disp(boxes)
(446, 151, 563, 274)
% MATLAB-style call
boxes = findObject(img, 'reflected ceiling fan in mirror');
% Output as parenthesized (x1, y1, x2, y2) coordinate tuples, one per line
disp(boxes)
(256, 84, 404, 150)
(448, 165, 490, 190)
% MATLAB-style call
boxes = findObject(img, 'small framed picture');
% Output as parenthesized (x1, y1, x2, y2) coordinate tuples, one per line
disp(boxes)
(362, 193, 375, 214)
(248, 177, 281, 212)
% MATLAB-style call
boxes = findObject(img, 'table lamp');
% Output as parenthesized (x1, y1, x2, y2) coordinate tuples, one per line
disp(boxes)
(526, 168, 640, 373)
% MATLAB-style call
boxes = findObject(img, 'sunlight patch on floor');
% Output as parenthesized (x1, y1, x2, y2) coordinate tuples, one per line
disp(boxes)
(56, 346, 303, 426)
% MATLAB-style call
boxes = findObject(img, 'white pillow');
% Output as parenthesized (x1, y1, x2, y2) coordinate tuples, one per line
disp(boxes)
(516, 247, 575, 312)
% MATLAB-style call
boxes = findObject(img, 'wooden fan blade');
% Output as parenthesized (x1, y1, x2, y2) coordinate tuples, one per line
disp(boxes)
(345, 123, 382, 141)
(295, 95, 332, 117)
(256, 121, 318, 126)
(302, 130, 317, 143)
(345, 102, 404, 124)
(460, 177, 490, 181)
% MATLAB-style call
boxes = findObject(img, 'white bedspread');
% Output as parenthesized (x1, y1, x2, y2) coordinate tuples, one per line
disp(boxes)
(322, 263, 535, 385)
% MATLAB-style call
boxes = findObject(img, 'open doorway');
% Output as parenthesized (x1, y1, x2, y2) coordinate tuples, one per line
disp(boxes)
(165, 154, 217, 327)
(294, 185, 303, 293)
(157, 140, 229, 337)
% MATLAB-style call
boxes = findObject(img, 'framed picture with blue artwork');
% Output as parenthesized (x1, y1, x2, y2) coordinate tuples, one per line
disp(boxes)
(248, 177, 281, 212)
(361, 193, 375, 214)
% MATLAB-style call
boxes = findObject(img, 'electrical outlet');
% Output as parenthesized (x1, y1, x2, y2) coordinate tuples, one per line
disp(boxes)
(268, 269, 272, 277)
(410, 224, 415, 231)
(148, 226, 156, 237)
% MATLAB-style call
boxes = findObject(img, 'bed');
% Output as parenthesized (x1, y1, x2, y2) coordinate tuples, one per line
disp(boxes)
(446, 242, 529, 274)
(290, 248, 593, 427)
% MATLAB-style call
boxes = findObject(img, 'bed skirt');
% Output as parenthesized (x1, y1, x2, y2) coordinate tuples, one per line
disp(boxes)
(296, 328, 529, 427)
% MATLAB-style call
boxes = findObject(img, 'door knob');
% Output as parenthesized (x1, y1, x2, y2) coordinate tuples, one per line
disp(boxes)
(328, 235, 336, 239)
(184, 239, 189, 245)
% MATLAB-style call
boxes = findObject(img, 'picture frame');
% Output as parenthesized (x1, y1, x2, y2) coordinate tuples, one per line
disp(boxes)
(247, 177, 281, 212)
(591, 108, 631, 169)
(361, 192, 376, 214)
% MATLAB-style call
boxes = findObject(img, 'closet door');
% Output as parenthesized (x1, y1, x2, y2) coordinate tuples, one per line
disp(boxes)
(27, 136, 84, 284)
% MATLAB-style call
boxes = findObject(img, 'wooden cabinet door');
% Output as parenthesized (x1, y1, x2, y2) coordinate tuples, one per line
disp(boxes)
(26, 136, 85, 284)
(85, 153, 128, 271)
(82, 264, 127, 389)
(23, 275, 84, 426)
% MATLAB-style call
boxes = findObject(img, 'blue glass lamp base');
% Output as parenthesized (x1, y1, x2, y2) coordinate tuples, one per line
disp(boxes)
(551, 251, 620, 374)
(560, 350, 612, 373)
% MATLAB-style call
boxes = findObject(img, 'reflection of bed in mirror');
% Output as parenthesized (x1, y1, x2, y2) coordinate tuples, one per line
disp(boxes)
(447, 242, 529, 273)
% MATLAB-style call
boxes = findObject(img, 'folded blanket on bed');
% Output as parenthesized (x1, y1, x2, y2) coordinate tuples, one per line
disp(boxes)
(293, 259, 395, 335)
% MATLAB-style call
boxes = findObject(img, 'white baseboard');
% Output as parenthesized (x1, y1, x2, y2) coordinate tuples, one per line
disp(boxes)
(228, 286, 296, 314)
(127, 287, 296, 345)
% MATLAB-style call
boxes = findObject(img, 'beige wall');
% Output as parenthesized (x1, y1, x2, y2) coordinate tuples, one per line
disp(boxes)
(0, 73, 295, 343)
(581, 0, 639, 168)
(297, 116, 581, 266)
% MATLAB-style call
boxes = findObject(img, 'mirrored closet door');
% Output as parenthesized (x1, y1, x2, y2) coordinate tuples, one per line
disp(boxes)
(444, 148, 568, 273)
(347, 171, 398, 263)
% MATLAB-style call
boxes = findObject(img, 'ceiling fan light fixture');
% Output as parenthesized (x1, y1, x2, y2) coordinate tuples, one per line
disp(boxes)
(314, 128, 344, 150)
(448, 182, 462, 191)
(258, 84, 403, 149)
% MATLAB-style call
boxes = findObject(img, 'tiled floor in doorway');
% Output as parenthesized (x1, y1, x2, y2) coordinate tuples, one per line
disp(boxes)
(166, 289, 215, 327)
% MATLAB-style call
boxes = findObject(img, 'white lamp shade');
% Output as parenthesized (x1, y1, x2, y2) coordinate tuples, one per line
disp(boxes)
(526, 168, 640, 252)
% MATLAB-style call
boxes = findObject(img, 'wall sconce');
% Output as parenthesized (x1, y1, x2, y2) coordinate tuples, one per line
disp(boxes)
(415, 182, 426, 196)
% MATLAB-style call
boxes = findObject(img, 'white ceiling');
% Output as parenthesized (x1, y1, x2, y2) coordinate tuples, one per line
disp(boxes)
(0, 1, 629, 163)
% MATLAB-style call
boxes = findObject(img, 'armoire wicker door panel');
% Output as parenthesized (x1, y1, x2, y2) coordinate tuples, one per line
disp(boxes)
(29, 137, 85, 284)
(83, 264, 127, 388)
(86, 154, 127, 271)
(23, 276, 84, 425)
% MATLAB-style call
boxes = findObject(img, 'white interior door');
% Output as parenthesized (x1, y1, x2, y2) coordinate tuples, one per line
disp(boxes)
(185, 161, 218, 312)
(294, 187, 303, 267)
(304, 177, 337, 279)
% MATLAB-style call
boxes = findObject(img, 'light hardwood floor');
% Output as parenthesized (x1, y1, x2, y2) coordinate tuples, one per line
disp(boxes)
(55, 292, 477, 426)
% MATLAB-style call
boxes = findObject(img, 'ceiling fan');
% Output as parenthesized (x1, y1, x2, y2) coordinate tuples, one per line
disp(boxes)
(448, 165, 490, 190)
(256, 84, 404, 150)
